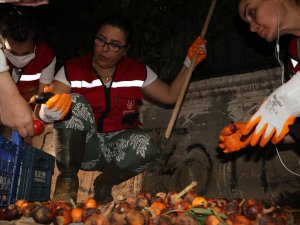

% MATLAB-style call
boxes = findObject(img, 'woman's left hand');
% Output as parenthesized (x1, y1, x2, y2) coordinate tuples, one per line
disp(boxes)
(184, 36, 207, 68)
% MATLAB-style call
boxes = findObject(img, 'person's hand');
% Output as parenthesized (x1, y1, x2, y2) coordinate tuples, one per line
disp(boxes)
(39, 86, 72, 123)
(0, 45, 9, 73)
(184, 35, 207, 68)
(243, 73, 300, 147)
(219, 122, 252, 153)
(0, 71, 35, 137)
(0, 94, 35, 137)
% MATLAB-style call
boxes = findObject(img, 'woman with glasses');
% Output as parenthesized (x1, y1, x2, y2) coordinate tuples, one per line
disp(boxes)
(39, 15, 207, 204)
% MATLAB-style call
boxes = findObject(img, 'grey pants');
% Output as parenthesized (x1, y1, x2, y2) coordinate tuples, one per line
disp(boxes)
(54, 94, 160, 173)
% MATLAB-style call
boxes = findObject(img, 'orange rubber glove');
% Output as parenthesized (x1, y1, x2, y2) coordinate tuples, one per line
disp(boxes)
(39, 86, 72, 123)
(183, 35, 207, 68)
(243, 73, 300, 147)
(219, 122, 252, 153)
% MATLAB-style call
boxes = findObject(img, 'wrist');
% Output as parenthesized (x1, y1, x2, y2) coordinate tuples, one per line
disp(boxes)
(39, 113, 54, 124)
(280, 74, 300, 116)
(39, 106, 54, 123)
(183, 56, 191, 68)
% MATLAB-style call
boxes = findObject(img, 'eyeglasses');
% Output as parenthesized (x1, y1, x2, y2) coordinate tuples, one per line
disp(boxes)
(94, 36, 127, 52)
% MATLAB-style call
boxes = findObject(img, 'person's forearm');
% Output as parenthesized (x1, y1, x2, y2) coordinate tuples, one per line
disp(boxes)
(168, 65, 189, 102)
(0, 71, 22, 101)
(0, 70, 35, 137)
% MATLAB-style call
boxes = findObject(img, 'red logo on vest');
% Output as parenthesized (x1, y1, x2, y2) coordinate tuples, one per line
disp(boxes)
(127, 100, 135, 110)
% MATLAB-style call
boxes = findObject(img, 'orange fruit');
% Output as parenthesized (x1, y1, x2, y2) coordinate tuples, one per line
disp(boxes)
(150, 201, 166, 216)
(192, 196, 208, 208)
(71, 207, 83, 223)
(84, 197, 97, 209)
(15, 199, 28, 208)
(205, 215, 221, 225)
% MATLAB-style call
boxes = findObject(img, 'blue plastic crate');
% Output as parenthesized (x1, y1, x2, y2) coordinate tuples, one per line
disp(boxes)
(0, 131, 55, 207)
(0, 133, 24, 207)
(17, 143, 55, 202)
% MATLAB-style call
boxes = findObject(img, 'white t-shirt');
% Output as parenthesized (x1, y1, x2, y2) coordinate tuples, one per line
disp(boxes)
(54, 65, 158, 88)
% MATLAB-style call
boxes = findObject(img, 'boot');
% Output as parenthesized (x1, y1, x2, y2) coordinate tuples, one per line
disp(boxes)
(93, 163, 137, 204)
(51, 129, 86, 204)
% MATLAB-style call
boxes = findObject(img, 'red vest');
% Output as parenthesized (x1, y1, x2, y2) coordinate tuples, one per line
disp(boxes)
(65, 53, 147, 133)
(288, 37, 300, 75)
(7, 42, 55, 102)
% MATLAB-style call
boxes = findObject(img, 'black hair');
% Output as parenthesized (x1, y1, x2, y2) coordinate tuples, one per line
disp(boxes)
(0, 9, 38, 44)
(96, 15, 133, 45)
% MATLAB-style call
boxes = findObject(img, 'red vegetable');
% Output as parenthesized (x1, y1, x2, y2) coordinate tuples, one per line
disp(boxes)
(33, 119, 44, 136)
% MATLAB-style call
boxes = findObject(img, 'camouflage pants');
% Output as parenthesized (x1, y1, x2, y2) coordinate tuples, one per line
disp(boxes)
(54, 94, 160, 173)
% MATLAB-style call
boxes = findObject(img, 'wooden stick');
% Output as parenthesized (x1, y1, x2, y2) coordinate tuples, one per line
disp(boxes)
(164, 0, 218, 139)
(174, 181, 198, 202)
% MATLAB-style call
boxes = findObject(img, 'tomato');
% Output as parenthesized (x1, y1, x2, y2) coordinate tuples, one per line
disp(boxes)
(33, 119, 45, 136)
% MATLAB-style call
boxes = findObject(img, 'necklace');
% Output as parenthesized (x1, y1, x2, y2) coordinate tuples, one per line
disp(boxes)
(99, 74, 112, 83)
(91, 59, 114, 83)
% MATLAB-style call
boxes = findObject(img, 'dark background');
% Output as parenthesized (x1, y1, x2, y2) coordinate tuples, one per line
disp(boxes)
(0, 0, 290, 82)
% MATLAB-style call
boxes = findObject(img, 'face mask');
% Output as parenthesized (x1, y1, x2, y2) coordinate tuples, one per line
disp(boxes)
(4, 49, 35, 69)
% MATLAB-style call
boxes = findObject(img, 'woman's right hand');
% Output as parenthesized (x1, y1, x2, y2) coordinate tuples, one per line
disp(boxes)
(38, 86, 72, 123)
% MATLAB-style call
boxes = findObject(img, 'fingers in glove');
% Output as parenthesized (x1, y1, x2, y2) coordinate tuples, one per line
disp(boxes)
(240, 133, 252, 148)
(220, 122, 239, 136)
(60, 99, 72, 119)
(60, 94, 71, 115)
(193, 36, 207, 47)
(219, 140, 237, 154)
(53, 93, 69, 112)
(219, 142, 226, 149)
(272, 115, 296, 144)
(196, 52, 207, 64)
(259, 127, 276, 147)
(224, 148, 240, 153)
(45, 94, 60, 109)
(220, 126, 233, 136)
(243, 115, 261, 135)
(250, 123, 268, 146)
(190, 48, 206, 62)
(223, 142, 242, 153)
(191, 47, 206, 56)
(219, 135, 226, 142)
(43, 85, 52, 93)
(235, 122, 246, 130)
(188, 36, 207, 59)
(220, 134, 242, 153)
